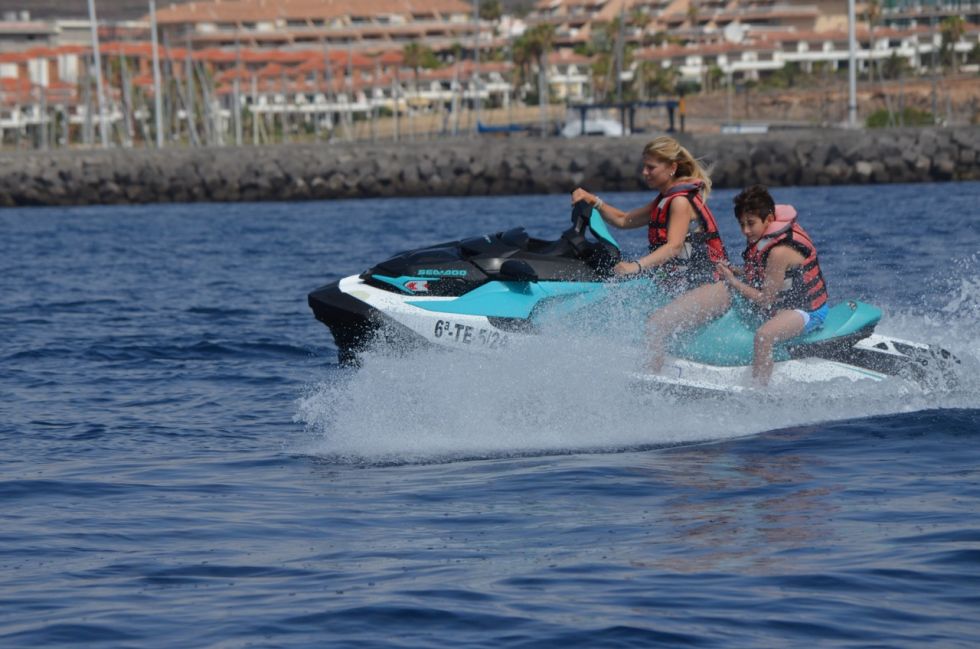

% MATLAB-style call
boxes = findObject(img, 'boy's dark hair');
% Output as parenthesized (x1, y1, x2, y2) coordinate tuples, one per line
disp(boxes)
(733, 184, 775, 219)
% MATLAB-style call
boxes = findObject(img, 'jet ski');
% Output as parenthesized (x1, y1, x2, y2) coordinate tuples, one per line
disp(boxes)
(308, 202, 959, 392)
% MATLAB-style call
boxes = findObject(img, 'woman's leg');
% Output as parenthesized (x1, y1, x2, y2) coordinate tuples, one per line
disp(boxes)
(647, 282, 731, 372)
(753, 309, 806, 385)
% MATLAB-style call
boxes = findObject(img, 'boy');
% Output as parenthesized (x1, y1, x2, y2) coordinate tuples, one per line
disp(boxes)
(717, 185, 829, 385)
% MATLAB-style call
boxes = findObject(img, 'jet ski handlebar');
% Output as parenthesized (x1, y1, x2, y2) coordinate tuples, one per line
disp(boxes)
(561, 199, 621, 275)
(570, 200, 592, 236)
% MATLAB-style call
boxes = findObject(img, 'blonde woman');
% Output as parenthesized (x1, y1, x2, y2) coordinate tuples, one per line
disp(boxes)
(571, 135, 728, 291)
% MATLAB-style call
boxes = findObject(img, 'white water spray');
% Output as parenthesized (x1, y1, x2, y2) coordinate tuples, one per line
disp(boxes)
(296, 271, 980, 465)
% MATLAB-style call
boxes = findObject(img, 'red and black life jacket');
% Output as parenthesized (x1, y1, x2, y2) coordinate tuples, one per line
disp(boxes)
(742, 205, 828, 312)
(648, 180, 728, 286)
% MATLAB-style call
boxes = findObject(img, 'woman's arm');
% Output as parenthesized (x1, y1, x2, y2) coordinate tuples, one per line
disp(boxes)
(571, 187, 651, 229)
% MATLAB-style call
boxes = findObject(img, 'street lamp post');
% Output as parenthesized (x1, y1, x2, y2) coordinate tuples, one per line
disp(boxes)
(847, 0, 858, 128)
(473, 0, 481, 133)
(150, 0, 164, 148)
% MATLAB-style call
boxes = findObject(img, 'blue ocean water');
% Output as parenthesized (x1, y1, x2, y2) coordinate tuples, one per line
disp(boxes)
(1, 182, 979, 648)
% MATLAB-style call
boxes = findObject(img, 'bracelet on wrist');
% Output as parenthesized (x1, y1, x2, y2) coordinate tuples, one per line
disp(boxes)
(593, 197, 604, 210)
(635, 261, 643, 273)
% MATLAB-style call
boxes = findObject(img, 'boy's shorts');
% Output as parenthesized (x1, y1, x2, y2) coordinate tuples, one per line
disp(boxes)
(795, 303, 829, 333)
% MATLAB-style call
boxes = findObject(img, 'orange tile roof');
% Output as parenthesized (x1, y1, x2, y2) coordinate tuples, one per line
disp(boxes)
(191, 47, 240, 62)
(22, 47, 61, 58)
(0, 51, 31, 63)
(153, 0, 471, 25)
(377, 50, 403, 65)
(131, 73, 155, 88)
(753, 26, 886, 44)
(0, 77, 30, 91)
(100, 42, 166, 57)
(215, 67, 256, 82)
(551, 49, 593, 65)
(418, 61, 510, 81)
(253, 62, 282, 77)
(159, 45, 191, 59)
(634, 41, 755, 61)
(54, 45, 90, 56)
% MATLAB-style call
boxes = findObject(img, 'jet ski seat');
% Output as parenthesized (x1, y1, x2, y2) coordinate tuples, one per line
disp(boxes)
(499, 227, 530, 249)
(533, 235, 577, 257)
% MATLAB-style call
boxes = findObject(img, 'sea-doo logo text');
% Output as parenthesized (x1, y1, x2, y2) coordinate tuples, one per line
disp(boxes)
(418, 269, 468, 277)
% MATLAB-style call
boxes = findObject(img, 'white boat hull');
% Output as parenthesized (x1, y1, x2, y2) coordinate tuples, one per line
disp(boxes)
(317, 277, 959, 392)
(341, 275, 515, 352)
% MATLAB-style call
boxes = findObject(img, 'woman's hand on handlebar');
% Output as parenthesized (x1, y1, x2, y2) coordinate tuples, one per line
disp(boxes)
(571, 187, 597, 206)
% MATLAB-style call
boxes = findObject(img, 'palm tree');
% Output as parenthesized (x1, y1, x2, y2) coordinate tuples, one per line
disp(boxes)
(513, 24, 555, 104)
(865, 0, 881, 81)
(940, 15, 966, 73)
(705, 64, 724, 93)
(646, 63, 679, 98)
(592, 52, 614, 101)
(631, 7, 653, 48)
(402, 41, 425, 92)
(882, 52, 909, 80)
(586, 18, 635, 102)
(511, 34, 534, 100)
(402, 41, 440, 137)
(864, 0, 895, 126)
(687, 1, 701, 31)
(402, 41, 439, 102)
(587, 20, 614, 101)
(632, 59, 655, 101)
(480, 0, 503, 34)
(513, 23, 555, 133)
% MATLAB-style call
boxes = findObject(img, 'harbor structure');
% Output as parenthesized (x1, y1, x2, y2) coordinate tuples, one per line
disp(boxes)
(0, 1, 976, 147)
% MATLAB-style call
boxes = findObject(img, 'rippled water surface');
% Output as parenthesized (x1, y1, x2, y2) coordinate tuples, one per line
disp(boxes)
(2, 183, 979, 647)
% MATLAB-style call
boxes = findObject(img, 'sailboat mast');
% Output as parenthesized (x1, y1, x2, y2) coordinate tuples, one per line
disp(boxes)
(87, 0, 109, 146)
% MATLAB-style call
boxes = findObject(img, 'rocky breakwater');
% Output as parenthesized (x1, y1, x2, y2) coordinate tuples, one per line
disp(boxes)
(0, 127, 977, 207)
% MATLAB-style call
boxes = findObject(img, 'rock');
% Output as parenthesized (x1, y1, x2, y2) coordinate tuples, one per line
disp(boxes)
(309, 176, 330, 198)
(417, 156, 435, 178)
(870, 160, 888, 183)
(854, 160, 874, 180)
(825, 160, 851, 183)
(913, 155, 931, 177)
(932, 156, 955, 180)
(398, 162, 418, 185)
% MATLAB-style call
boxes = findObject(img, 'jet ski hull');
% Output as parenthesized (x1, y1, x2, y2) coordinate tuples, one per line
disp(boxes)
(311, 275, 959, 391)
(631, 356, 888, 396)
(308, 202, 959, 388)
(309, 275, 522, 362)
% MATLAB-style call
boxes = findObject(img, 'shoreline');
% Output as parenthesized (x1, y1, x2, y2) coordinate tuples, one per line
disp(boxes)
(0, 127, 977, 207)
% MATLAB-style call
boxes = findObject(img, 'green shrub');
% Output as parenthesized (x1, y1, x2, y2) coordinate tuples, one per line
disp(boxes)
(866, 107, 934, 128)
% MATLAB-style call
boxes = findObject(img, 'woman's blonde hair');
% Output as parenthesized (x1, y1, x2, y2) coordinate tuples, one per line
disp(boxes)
(642, 136, 712, 198)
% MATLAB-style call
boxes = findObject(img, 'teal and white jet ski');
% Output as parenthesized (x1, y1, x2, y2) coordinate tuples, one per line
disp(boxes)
(308, 202, 958, 392)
